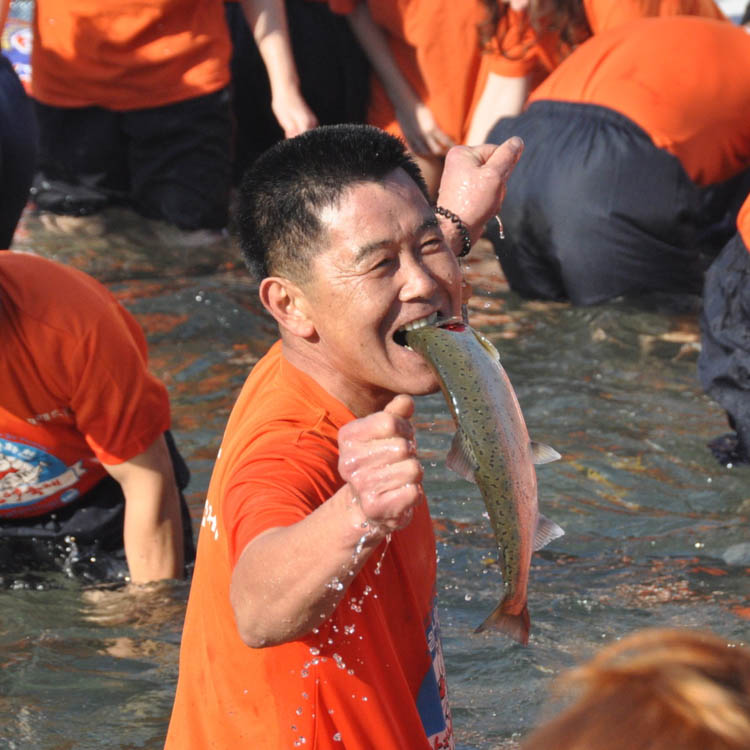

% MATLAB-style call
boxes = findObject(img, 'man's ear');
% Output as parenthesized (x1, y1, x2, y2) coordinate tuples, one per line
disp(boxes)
(259, 276, 316, 339)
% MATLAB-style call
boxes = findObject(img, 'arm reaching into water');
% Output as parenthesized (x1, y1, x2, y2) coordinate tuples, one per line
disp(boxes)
(239, 0, 318, 138)
(229, 394, 424, 648)
(346, 1, 454, 156)
(436, 137, 524, 255)
(102, 434, 185, 584)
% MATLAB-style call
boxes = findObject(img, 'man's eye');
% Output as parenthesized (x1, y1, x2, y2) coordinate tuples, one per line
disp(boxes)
(421, 238, 444, 254)
(371, 256, 394, 270)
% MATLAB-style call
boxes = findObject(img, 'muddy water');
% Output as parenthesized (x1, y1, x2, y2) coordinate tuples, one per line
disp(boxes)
(2, 206, 748, 750)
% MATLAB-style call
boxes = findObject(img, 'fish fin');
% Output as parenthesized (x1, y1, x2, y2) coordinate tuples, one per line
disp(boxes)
(530, 441, 561, 465)
(446, 430, 478, 483)
(471, 328, 501, 362)
(533, 514, 565, 551)
(475, 600, 530, 646)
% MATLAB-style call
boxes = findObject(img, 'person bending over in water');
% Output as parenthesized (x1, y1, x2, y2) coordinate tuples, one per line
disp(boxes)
(0, 253, 194, 583)
(165, 124, 523, 750)
(521, 627, 750, 750)
(464, 0, 727, 144)
(485, 16, 750, 306)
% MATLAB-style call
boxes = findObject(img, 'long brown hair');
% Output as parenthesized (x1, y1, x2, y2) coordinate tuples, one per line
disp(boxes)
(478, 0, 591, 50)
(522, 628, 750, 750)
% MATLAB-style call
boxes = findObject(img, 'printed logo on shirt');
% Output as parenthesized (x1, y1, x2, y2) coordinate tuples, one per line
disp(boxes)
(417, 604, 454, 749)
(201, 499, 220, 541)
(0, 437, 91, 518)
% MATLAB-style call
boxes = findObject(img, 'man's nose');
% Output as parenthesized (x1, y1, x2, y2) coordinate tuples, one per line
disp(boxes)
(399, 255, 439, 300)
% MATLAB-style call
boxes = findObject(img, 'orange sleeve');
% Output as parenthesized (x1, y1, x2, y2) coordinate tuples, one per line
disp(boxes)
(68, 292, 171, 466)
(738, 195, 750, 249)
(223, 432, 342, 566)
(326, 0, 356, 14)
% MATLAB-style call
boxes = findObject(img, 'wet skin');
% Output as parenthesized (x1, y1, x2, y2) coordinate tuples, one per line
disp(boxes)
(287, 168, 464, 417)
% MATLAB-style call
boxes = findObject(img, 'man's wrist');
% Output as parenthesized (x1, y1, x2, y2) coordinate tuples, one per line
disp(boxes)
(435, 205, 472, 257)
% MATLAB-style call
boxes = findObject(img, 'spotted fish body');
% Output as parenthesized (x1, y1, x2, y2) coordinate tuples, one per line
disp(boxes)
(405, 320, 563, 645)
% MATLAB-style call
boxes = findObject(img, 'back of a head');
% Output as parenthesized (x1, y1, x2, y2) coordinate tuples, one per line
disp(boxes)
(521, 628, 750, 750)
(236, 124, 427, 283)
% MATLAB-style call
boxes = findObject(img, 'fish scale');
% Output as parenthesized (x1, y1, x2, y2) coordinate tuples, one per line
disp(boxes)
(405, 320, 564, 645)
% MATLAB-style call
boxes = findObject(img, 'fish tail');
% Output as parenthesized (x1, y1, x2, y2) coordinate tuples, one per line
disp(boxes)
(474, 600, 530, 646)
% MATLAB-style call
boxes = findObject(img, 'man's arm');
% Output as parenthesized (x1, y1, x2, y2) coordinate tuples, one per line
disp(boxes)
(230, 394, 423, 648)
(102, 434, 185, 584)
(436, 137, 524, 254)
(238, 0, 318, 138)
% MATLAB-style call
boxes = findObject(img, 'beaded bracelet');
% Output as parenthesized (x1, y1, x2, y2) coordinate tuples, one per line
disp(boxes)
(434, 205, 472, 258)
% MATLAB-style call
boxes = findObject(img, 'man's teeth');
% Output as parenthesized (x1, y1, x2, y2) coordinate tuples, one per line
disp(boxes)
(399, 312, 437, 332)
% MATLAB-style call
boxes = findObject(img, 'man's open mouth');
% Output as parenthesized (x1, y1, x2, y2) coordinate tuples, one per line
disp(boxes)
(394, 311, 438, 347)
(393, 312, 466, 347)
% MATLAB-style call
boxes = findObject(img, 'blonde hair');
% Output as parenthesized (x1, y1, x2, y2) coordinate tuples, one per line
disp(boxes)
(522, 628, 750, 750)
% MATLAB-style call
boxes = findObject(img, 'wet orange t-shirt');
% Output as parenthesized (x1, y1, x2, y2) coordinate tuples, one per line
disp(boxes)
(31, 0, 231, 110)
(465, 0, 726, 139)
(0, 253, 170, 519)
(328, 0, 483, 145)
(166, 341, 454, 750)
(527, 17, 750, 186)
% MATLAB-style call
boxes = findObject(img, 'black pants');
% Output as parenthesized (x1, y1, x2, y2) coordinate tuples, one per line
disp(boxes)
(32, 88, 232, 230)
(488, 101, 747, 306)
(224, 0, 369, 182)
(698, 229, 750, 464)
(0, 54, 37, 247)
(0, 432, 196, 584)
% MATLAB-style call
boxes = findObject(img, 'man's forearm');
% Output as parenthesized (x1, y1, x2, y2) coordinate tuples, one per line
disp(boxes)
(103, 435, 186, 584)
(230, 483, 385, 648)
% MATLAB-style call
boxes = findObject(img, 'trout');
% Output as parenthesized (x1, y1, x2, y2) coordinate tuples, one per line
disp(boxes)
(404, 318, 563, 645)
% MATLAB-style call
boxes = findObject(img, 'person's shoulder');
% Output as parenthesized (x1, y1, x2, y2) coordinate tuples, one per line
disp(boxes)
(0, 252, 115, 322)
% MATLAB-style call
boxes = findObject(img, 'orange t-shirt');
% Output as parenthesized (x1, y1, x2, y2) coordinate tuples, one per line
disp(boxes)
(527, 17, 750, 186)
(0, 252, 170, 519)
(31, 0, 231, 110)
(465, 0, 726, 139)
(166, 341, 454, 750)
(329, 0, 483, 145)
(738, 193, 750, 249)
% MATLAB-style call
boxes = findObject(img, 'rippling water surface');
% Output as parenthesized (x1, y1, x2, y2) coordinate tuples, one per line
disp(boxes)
(3, 206, 748, 749)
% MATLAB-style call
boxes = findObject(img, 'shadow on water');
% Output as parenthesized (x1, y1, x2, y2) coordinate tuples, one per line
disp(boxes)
(3, 207, 749, 749)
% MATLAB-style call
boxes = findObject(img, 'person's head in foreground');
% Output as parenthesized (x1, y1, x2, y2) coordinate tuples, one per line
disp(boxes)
(236, 123, 463, 416)
(522, 627, 750, 750)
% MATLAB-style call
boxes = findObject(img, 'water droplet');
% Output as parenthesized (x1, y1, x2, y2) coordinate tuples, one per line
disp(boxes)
(296, 707, 303, 716)
(464, 593, 472, 601)
(333, 732, 342, 742)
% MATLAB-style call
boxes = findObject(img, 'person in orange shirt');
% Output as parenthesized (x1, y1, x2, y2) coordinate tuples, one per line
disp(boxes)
(29, 0, 235, 233)
(0, 0, 37, 247)
(699, 192, 750, 466)
(165, 124, 523, 749)
(485, 16, 750, 306)
(328, 0, 485, 197)
(225, 0, 369, 182)
(0, 252, 194, 583)
(464, 0, 727, 144)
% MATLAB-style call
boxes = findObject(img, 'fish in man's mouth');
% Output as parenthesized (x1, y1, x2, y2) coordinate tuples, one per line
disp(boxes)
(400, 317, 564, 645)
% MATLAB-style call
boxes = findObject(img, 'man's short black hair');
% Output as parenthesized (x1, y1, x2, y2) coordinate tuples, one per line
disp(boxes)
(236, 124, 428, 281)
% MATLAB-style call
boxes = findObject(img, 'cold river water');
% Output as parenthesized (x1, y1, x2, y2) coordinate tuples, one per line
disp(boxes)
(1, 206, 748, 749)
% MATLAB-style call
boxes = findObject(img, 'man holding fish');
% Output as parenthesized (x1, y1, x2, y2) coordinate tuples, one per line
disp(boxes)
(167, 124, 560, 749)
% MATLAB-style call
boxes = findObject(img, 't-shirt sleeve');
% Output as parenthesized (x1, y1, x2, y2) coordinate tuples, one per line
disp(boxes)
(67, 295, 170, 465)
(325, 0, 356, 16)
(222, 432, 343, 567)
